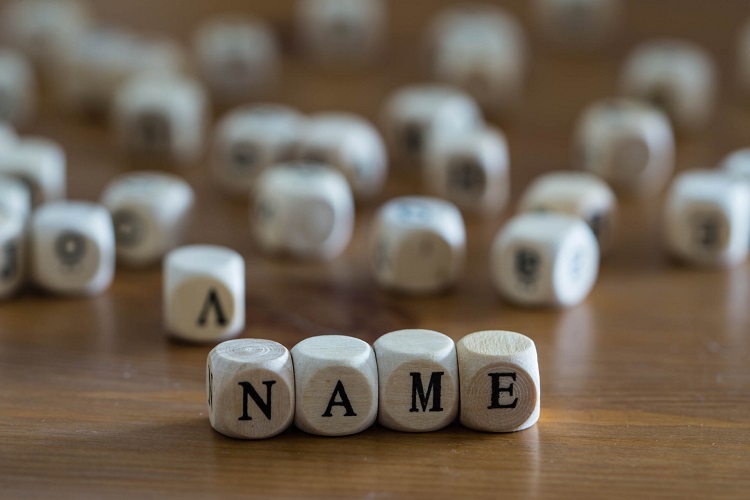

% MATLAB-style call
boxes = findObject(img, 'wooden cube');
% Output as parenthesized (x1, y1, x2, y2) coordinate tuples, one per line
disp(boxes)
(101, 171, 194, 268)
(297, 112, 388, 200)
(31, 201, 115, 296)
(291, 335, 378, 436)
(252, 163, 354, 260)
(620, 39, 717, 132)
(164, 245, 245, 343)
(424, 126, 510, 216)
(490, 212, 600, 307)
(574, 98, 674, 196)
(193, 16, 279, 105)
(212, 104, 305, 196)
(664, 170, 750, 268)
(0, 137, 65, 207)
(518, 171, 617, 250)
(374, 329, 459, 432)
(457, 330, 540, 433)
(0, 48, 36, 126)
(207, 339, 295, 439)
(381, 84, 482, 166)
(0, 174, 31, 221)
(114, 73, 208, 166)
(369, 196, 466, 295)
(534, 0, 621, 50)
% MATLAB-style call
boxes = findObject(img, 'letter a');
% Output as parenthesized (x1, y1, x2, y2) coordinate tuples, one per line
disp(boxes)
(321, 380, 358, 417)
(197, 288, 228, 327)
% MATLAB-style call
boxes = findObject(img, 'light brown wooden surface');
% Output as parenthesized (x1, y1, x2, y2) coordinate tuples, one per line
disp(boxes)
(2, 1, 750, 497)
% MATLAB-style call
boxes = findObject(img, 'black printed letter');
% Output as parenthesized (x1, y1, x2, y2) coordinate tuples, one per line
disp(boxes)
(409, 372, 444, 413)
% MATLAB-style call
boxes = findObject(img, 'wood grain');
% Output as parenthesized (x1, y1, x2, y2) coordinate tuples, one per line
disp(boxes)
(1, 0, 750, 497)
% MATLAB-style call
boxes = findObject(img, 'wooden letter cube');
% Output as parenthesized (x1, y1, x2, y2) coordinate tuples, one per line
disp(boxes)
(428, 6, 527, 115)
(574, 98, 674, 196)
(252, 163, 354, 260)
(381, 84, 482, 166)
(0, 48, 36, 126)
(620, 39, 717, 132)
(0, 174, 31, 221)
(491, 213, 600, 307)
(0, 208, 26, 300)
(296, 112, 388, 200)
(374, 329, 459, 432)
(31, 201, 115, 296)
(212, 104, 304, 196)
(664, 170, 750, 268)
(114, 73, 208, 166)
(457, 330, 540, 433)
(0, 137, 66, 207)
(296, 0, 386, 65)
(164, 245, 244, 343)
(291, 335, 378, 436)
(424, 126, 510, 216)
(369, 196, 466, 295)
(101, 171, 194, 268)
(193, 16, 279, 105)
(519, 171, 617, 250)
(207, 339, 295, 439)
(722, 148, 750, 184)
(534, 0, 621, 50)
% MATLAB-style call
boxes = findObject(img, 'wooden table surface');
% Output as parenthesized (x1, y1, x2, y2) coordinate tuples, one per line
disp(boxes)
(2, 1, 750, 497)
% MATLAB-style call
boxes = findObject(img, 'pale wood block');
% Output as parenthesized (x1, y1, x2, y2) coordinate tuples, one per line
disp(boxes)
(164, 245, 244, 343)
(57, 28, 185, 117)
(0, 122, 17, 150)
(620, 39, 717, 133)
(0, 207, 26, 300)
(722, 148, 750, 184)
(664, 169, 750, 268)
(252, 163, 354, 260)
(457, 330, 540, 433)
(212, 104, 305, 197)
(0, 174, 31, 221)
(428, 5, 527, 115)
(518, 171, 617, 250)
(100, 171, 194, 267)
(296, 0, 386, 65)
(534, 0, 621, 50)
(291, 335, 378, 436)
(574, 98, 674, 196)
(1, 0, 91, 75)
(0, 137, 65, 207)
(193, 16, 279, 106)
(374, 329, 458, 432)
(369, 196, 466, 295)
(31, 201, 115, 296)
(296, 112, 388, 200)
(0, 48, 36, 126)
(491, 212, 600, 307)
(424, 126, 510, 216)
(207, 339, 295, 440)
(381, 84, 482, 166)
(113, 73, 208, 166)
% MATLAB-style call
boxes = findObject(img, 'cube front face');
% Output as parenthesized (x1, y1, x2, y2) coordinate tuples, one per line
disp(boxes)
(164, 246, 245, 343)
(370, 197, 466, 295)
(493, 239, 555, 306)
(0, 211, 25, 300)
(0, 139, 66, 207)
(31, 203, 114, 296)
(208, 339, 295, 440)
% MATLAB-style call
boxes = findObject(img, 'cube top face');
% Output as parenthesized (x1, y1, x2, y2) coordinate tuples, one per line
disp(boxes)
(292, 334, 378, 436)
(119, 74, 207, 114)
(194, 16, 277, 65)
(665, 170, 750, 267)
(378, 196, 465, 243)
(102, 171, 193, 207)
(457, 330, 540, 433)
(220, 104, 303, 144)
(166, 245, 244, 281)
(208, 339, 295, 439)
(256, 162, 350, 197)
(32, 201, 115, 295)
(492, 213, 600, 307)
(534, 0, 621, 47)
(0, 174, 31, 220)
(374, 329, 459, 432)
(576, 99, 674, 195)
(382, 84, 482, 162)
